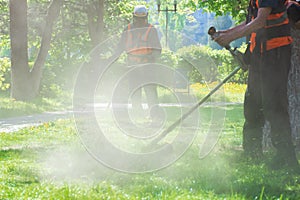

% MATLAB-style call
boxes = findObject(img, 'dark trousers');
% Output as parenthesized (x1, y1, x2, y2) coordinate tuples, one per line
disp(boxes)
(243, 45, 294, 155)
(128, 66, 161, 118)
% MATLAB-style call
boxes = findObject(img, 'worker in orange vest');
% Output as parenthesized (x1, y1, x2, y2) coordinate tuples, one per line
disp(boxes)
(214, 0, 299, 172)
(115, 5, 163, 124)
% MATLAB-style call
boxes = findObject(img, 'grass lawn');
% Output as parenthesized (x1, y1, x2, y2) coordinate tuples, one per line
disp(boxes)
(1, 104, 300, 199)
(0, 95, 71, 119)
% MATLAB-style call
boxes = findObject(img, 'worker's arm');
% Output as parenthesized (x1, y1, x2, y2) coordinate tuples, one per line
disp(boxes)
(214, 7, 271, 47)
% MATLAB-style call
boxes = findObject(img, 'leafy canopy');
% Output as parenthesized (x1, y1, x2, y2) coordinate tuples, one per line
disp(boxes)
(182, 0, 249, 23)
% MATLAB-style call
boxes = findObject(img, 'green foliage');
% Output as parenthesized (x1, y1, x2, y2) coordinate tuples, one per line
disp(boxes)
(176, 45, 248, 84)
(217, 43, 249, 83)
(177, 45, 217, 83)
(196, 0, 249, 23)
(159, 48, 178, 68)
(39, 83, 71, 102)
(0, 57, 10, 91)
(0, 35, 10, 57)
(0, 0, 9, 35)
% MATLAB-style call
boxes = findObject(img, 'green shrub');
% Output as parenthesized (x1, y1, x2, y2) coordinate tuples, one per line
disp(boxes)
(217, 43, 249, 84)
(176, 44, 248, 84)
(158, 48, 178, 68)
(0, 57, 11, 91)
(177, 45, 219, 83)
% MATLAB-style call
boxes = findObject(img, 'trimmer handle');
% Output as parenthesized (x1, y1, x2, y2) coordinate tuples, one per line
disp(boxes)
(208, 27, 217, 38)
(207, 26, 230, 50)
(208, 26, 249, 71)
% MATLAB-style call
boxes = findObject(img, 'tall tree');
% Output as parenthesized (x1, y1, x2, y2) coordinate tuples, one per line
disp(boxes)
(9, 0, 62, 101)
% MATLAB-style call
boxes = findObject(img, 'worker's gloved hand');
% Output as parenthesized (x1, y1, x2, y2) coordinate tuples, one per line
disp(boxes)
(208, 26, 249, 71)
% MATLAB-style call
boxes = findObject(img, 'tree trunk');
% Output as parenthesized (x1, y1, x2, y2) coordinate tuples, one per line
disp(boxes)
(9, 0, 31, 100)
(87, 0, 104, 48)
(31, 0, 63, 96)
(288, 28, 300, 147)
(9, 0, 62, 101)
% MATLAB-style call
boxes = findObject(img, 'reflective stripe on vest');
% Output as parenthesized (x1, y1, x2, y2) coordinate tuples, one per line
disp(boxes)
(266, 12, 289, 27)
(249, 0, 292, 53)
(125, 24, 153, 62)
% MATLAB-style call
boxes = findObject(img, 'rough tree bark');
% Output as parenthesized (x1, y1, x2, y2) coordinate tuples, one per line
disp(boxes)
(9, 0, 63, 101)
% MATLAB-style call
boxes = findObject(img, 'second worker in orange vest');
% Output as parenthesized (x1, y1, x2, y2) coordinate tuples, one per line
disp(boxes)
(114, 5, 163, 125)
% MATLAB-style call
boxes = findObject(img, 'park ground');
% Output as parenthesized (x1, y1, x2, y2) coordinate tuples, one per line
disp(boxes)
(1, 84, 300, 199)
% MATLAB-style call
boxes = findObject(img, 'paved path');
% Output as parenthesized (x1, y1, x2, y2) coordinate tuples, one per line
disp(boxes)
(0, 102, 242, 133)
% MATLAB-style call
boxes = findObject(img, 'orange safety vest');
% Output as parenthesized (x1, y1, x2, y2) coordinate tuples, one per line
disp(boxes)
(249, 0, 293, 53)
(125, 23, 154, 63)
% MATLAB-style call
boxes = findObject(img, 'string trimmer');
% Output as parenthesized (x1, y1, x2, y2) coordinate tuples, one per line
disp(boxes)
(147, 26, 248, 147)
